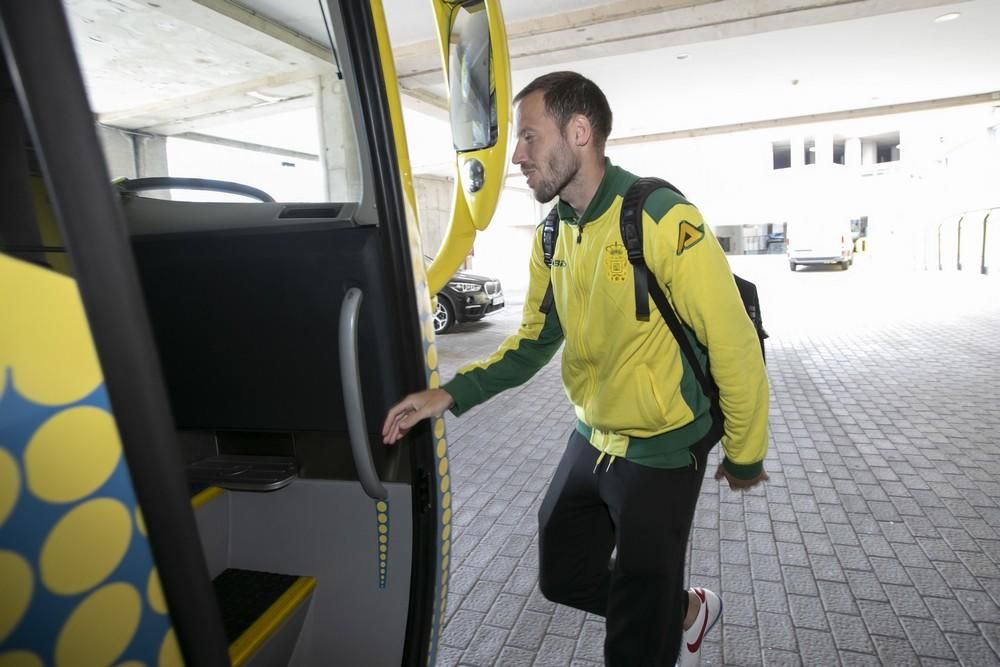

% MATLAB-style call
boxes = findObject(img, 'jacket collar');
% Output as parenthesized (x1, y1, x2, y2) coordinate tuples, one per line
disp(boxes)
(556, 158, 630, 226)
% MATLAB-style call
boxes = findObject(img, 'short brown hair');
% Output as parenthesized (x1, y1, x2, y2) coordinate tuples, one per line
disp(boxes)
(515, 71, 613, 151)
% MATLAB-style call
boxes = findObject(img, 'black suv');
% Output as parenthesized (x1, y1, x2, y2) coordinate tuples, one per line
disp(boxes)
(434, 265, 505, 334)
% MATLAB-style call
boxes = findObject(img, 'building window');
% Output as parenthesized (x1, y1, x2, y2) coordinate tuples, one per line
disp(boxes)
(804, 137, 816, 165)
(772, 141, 791, 169)
(862, 131, 900, 164)
(833, 138, 846, 165)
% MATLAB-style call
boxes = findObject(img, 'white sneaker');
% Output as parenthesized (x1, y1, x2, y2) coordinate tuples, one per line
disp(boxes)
(677, 587, 722, 667)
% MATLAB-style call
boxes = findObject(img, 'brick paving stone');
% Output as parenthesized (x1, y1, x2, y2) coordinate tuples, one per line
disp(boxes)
(901, 616, 958, 660)
(827, 612, 875, 654)
(532, 635, 575, 667)
(758, 611, 798, 652)
(761, 648, 803, 667)
(872, 635, 921, 664)
(496, 646, 535, 666)
(793, 627, 838, 666)
(485, 592, 527, 629)
(461, 625, 508, 665)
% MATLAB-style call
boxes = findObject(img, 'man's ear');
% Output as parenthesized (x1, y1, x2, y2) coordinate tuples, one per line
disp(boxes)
(570, 114, 593, 148)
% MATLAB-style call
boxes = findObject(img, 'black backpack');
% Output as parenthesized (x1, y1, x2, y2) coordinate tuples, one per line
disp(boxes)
(539, 177, 767, 406)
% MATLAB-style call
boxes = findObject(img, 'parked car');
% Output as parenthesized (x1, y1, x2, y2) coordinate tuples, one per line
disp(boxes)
(431, 260, 505, 333)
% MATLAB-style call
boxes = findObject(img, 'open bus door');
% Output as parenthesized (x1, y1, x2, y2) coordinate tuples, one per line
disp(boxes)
(0, 0, 509, 665)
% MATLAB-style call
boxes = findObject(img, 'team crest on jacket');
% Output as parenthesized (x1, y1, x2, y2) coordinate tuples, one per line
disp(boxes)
(676, 220, 705, 255)
(605, 242, 627, 282)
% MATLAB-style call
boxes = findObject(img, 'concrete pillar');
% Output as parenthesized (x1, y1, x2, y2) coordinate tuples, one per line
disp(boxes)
(414, 175, 454, 257)
(846, 137, 862, 167)
(315, 75, 362, 201)
(135, 134, 168, 178)
(815, 131, 833, 165)
(98, 125, 137, 180)
(791, 136, 805, 169)
(861, 139, 877, 166)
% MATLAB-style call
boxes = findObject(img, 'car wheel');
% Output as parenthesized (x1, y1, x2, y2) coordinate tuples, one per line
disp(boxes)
(789, 261, 797, 272)
(433, 298, 455, 334)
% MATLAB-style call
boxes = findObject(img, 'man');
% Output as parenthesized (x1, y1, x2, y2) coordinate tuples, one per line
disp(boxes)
(383, 71, 769, 666)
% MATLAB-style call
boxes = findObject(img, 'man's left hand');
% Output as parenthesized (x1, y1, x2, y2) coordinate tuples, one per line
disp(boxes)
(714, 465, 769, 491)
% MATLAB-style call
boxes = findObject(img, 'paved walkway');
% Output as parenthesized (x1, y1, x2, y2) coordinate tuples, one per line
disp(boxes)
(433, 255, 1000, 666)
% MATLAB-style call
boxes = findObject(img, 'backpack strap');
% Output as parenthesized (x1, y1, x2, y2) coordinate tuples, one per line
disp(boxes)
(539, 205, 560, 314)
(620, 177, 685, 321)
(620, 177, 717, 399)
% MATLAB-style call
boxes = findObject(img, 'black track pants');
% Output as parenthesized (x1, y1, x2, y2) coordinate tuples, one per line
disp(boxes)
(537, 429, 710, 666)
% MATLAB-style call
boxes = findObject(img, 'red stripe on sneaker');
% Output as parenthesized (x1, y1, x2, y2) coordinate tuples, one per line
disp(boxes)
(686, 588, 709, 653)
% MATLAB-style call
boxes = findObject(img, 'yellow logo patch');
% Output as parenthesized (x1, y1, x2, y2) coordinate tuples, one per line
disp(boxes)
(605, 242, 628, 282)
(676, 220, 705, 256)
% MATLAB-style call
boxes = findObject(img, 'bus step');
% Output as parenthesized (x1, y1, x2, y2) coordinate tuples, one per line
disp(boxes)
(214, 568, 316, 667)
(187, 455, 297, 492)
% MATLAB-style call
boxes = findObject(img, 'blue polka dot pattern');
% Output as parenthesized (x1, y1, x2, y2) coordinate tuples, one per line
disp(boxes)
(0, 369, 173, 664)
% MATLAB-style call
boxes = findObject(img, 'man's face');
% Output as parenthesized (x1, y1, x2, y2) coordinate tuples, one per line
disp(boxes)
(511, 91, 579, 203)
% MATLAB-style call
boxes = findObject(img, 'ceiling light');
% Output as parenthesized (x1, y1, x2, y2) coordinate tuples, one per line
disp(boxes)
(676, 54, 689, 60)
(934, 12, 960, 23)
(808, 146, 816, 152)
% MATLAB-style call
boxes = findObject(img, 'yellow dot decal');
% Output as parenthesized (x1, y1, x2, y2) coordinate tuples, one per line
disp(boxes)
(378, 524, 387, 534)
(41, 498, 132, 595)
(0, 449, 19, 526)
(442, 509, 451, 525)
(442, 541, 450, 556)
(442, 556, 449, 572)
(440, 474, 450, 494)
(116, 662, 145, 667)
(379, 534, 387, 544)
(442, 524, 451, 541)
(434, 419, 445, 439)
(158, 628, 182, 667)
(436, 439, 447, 459)
(429, 371, 440, 389)
(426, 344, 438, 369)
(438, 458, 449, 477)
(56, 583, 140, 667)
(0, 651, 43, 667)
(423, 317, 435, 343)
(147, 568, 167, 615)
(376, 501, 387, 513)
(442, 492, 451, 509)
(0, 260, 104, 405)
(378, 513, 388, 523)
(135, 507, 147, 537)
(0, 551, 32, 642)
(380, 544, 387, 553)
(25, 407, 121, 503)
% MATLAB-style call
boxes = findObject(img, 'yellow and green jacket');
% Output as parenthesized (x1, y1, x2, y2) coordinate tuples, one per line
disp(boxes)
(443, 161, 768, 479)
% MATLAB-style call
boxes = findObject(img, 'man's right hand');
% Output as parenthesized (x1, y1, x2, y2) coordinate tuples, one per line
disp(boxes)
(381, 388, 455, 444)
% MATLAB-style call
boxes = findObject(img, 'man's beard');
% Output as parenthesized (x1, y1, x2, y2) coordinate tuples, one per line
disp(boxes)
(531, 144, 579, 203)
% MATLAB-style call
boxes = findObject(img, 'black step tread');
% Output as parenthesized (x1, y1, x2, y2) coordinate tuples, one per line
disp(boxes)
(213, 568, 300, 643)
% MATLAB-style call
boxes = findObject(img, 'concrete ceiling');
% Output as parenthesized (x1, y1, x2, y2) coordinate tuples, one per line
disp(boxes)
(65, 0, 1000, 168)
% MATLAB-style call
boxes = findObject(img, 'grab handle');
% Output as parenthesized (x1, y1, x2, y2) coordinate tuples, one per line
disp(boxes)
(339, 288, 388, 500)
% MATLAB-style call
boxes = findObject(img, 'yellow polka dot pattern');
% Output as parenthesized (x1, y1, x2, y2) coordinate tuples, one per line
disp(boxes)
(56, 583, 141, 666)
(375, 500, 390, 588)
(0, 257, 177, 665)
(0, 552, 32, 643)
(25, 407, 121, 504)
(41, 498, 132, 595)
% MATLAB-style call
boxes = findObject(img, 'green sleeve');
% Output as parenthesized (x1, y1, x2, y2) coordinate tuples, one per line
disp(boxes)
(443, 225, 564, 415)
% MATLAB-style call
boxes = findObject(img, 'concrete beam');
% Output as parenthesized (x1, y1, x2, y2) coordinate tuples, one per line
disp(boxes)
(607, 91, 1000, 145)
(394, 0, 969, 88)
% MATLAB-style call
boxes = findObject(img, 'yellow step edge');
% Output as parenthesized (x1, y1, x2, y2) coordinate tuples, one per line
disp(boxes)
(229, 575, 317, 667)
(191, 486, 225, 509)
